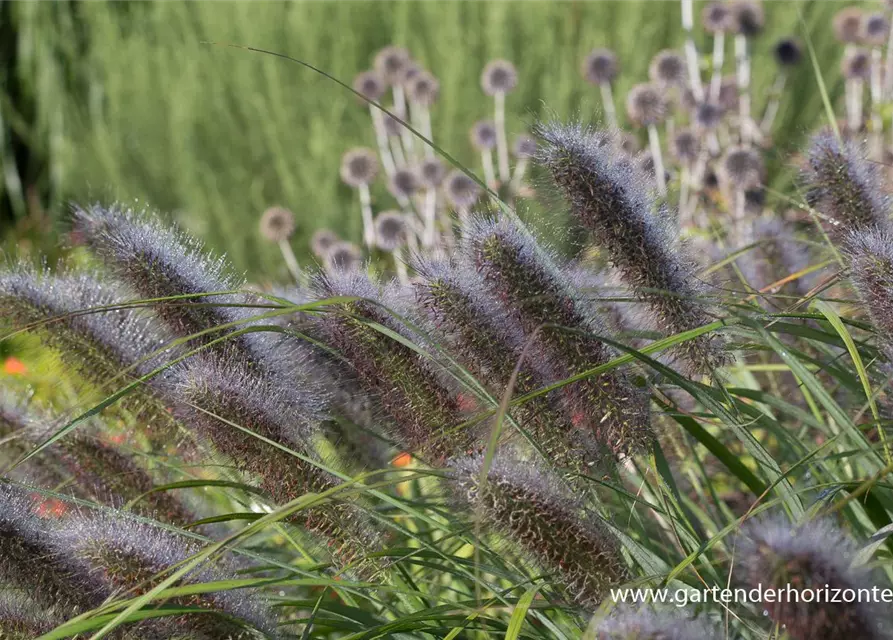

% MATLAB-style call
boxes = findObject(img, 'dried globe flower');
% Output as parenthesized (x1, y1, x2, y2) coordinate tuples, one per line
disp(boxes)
(648, 50, 687, 88)
(353, 70, 386, 102)
(259, 206, 296, 243)
(340, 147, 379, 187)
(470, 120, 498, 151)
(374, 210, 408, 251)
(581, 49, 619, 85)
(833, 7, 865, 44)
(481, 59, 518, 95)
(625, 83, 668, 127)
(373, 45, 411, 85)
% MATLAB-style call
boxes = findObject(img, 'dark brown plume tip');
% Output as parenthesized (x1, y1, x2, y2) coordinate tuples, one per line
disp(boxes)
(481, 59, 518, 95)
(581, 48, 619, 85)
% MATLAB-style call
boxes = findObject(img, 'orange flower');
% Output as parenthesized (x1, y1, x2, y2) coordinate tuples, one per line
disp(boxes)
(392, 452, 412, 467)
(35, 497, 68, 518)
(3, 357, 27, 376)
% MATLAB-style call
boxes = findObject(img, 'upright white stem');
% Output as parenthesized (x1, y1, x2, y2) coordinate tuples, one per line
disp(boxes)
(871, 47, 884, 158)
(494, 91, 511, 182)
(884, 12, 893, 100)
(481, 150, 497, 188)
(510, 157, 529, 193)
(370, 106, 397, 178)
(423, 188, 438, 248)
(393, 248, 409, 284)
(393, 85, 414, 159)
(679, 165, 691, 227)
(760, 73, 787, 134)
(389, 134, 407, 168)
(358, 182, 376, 248)
(736, 34, 752, 146)
(647, 124, 667, 196)
(599, 83, 618, 129)
(681, 0, 704, 102)
(846, 78, 864, 133)
(734, 188, 746, 246)
(458, 205, 472, 238)
(278, 240, 304, 286)
(709, 33, 725, 102)
(420, 107, 434, 159)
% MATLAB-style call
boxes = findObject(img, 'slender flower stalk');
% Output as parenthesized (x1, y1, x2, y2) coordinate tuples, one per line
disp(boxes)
(680, 0, 704, 102)
(626, 84, 668, 195)
(582, 49, 620, 129)
(481, 60, 518, 183)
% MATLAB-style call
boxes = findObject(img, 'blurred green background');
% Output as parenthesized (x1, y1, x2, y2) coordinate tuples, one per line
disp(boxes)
(1, 1, 852, 280)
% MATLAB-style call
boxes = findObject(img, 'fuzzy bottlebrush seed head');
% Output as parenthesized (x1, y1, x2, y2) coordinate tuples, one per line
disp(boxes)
(536, 122, 730, 375)
(740, 519, 888, 639)
(463, 216, 653, 457)
(701, 1, 731, 34)
(388, 167, 420, 199)
(470, 120, 498, 151)
(374, 210, 408, 251)
(407, 70, 439, 106)
(340, 147, 379, 187)
(311, 228, 339, 258)
(648, 50, 687, 88)
(259, 206, 296, 243)
(843, 226, 893, 359)
(842, 48, 872, 80)
(373, 45, 411, 86)
(450, 454, 629, 608)
(53, 510, 277, 639)
(595, 607, 719, 639)
(326, 241, 362, 272)
(863, 13, 890, 47)
(513, 135, 537, 159)
(582, 49, 619, 85)
(444, 170, 483, 210)
(480, 59, 518, 95)
(721, 145, 765, 191)
(833, 7, 865, 45)
(774, 38, 803, 67)
(670, 129, 699, 166)
(352, 70, 386, 102)
(419, 157, 446, 188)
(0, 591, 60, 639)
(731, 0, 764, 37)
(312, 270, 474, 462)
(802, 131, 892, 237)
(625, 83, 668, 127)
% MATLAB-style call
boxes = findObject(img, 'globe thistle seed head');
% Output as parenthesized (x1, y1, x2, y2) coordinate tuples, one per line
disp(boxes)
(470, 120, 498, 151)
(625, 83, 668, 127)
(312, 270, 474, 461)
(444, 170, 483, 210)
(326, 242, 362, 272)
(55, 511, 277, 638)
(388, 167, 420, 199)
(373, 45, 411, 85)
(419, 157, 446, 188)
(648, 50, 687, 88)
(596, 607, 720, 639)
(582, 48, 619, 85)
(481, 59, 518, 95)
(720, 145, 765, 190)
(407, 70, 439, 106)
(833, 7, 865, 44)
(694, 101, 724, 130)
(802, 131, 892, 237)
(311, 228, 339, 257)
(863, 13, 890, 47)
(536, 121, 730, 374)
(843, 226, 893, 357)
(842, 47, 872, 80)
(352, 70, 386, 101)
(464, 215, 653, 456)
(340, 147, 379, 187)
(374, 210, 408, 251)
(773, 38, 803, 67)
(513, 134, 537, 159)
(450, 454, 630, 608)
(701, 2, 731, 34)
(741, 519, 888, 640)
(400, 60, 422, 86)
(731, 0, 765, 37)
(670, 128, 699, 165)
(259, 206, 296, 243)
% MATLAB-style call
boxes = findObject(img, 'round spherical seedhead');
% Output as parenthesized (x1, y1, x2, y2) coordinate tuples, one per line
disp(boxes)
(408, 71, 439, 107)
(670, 128, 699, 165)
(695, 101, 724, 130)
(581, 48, 619, 85)
(311, 228, 339, 258)
(513, 134, 537, 159)
(340, 148, 379, 187)
(444, 170, 482, 209)
(374, 210, 408, 251)
(701, 1, 731, 34)
(625, 83, 668, 127)
(400, 61, 422, 86)
(842, 48, 871, 80)
(470, 120, 498, 151)
(481, 59, 518, 95)
(721, 145, 765, 190)
(773, 38, 803, 67)
(353, 70, 386, 102)
(388, 168, 420, 199)
(259, 206, 296, 243)
(419, 157, 446, 188)
(649, 50, 687, 88)
(862, 13, 890, 47)
(833, 7, 864, 45)
(327, 241, 362, 271)
(731, 0, 765, 37)
(374, 46, 411, 85)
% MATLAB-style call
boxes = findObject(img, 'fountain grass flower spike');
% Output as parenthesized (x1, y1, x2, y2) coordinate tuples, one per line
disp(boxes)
(537, 121, 730, 376)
